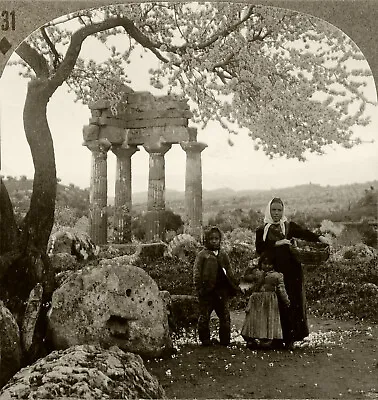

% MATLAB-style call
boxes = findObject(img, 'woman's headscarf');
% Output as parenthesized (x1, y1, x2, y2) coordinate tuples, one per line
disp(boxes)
(263, 197, 288, 241)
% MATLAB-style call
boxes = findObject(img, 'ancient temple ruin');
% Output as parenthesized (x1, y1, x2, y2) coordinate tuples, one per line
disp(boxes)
(82, 90, 207, 245)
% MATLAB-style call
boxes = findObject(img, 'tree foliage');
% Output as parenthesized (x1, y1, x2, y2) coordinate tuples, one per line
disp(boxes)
(14, 2, 375, 160)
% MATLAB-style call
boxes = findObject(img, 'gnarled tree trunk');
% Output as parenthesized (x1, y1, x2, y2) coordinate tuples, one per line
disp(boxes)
(0, 79, 56, 366)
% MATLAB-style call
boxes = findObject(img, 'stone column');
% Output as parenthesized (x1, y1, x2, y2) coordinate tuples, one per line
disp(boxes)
(143, 142, 172, 242)
(111, 145, 139, 243)
(85, 140, 111, 245)
(180, 140, 207, 240)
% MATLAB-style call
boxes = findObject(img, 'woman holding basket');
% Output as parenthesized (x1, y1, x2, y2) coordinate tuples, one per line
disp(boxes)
(255, 197, 329, 349)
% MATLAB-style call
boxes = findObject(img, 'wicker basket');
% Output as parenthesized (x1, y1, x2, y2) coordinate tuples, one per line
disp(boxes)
(290, 239, 330, 266)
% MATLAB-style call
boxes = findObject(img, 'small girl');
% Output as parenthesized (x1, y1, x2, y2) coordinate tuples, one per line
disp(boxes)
(240, 252, 290, 350)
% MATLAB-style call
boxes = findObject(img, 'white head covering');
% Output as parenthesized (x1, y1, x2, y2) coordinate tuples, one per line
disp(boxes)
(263, 198, 288, 241)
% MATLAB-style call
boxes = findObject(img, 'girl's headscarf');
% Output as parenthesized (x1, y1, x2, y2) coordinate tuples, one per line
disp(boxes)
(263, 197, 288, 241)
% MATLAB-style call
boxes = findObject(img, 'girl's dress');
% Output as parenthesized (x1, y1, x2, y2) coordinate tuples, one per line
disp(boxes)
(241, 268, 290, 341)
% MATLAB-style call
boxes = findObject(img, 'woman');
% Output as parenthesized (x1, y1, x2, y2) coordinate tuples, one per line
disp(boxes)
(255, 197, 329, 348)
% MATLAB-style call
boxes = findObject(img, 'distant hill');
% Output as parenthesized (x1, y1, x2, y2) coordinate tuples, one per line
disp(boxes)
(126, 180, 378, 222)
(2, 177, 89, 218)
(3, 175, 377, 222)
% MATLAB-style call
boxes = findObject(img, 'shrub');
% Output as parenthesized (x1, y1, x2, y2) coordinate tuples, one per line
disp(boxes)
(306, 256, 378, 322)
(136, 256, 194, 296)
(131, 210, 184, 242)
(356, 221, 378, 248)
(334, 226, 363, 248)
(169, 295, 199, 332)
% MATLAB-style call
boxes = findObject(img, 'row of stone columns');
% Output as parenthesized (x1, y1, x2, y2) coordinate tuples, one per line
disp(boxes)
(85, 138, 207, 245)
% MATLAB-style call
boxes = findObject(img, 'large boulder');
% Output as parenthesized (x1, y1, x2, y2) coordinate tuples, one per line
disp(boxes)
(0, 302, 21, 389)
(48, 263, 173, 358)
(49, 253, 78, 274)
(48, 227, 99, 261)
(165, 234, 202, 262)
(0, 344, 166, 399)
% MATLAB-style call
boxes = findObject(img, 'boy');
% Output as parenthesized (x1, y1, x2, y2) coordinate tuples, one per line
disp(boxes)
(193, 226, 239, 346)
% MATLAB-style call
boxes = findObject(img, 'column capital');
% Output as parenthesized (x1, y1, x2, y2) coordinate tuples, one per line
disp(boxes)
(180, 141, 207, 153)
(143, 141, 172, 155)
(84, 139, 111, 154)
(112, 145, 139, 158)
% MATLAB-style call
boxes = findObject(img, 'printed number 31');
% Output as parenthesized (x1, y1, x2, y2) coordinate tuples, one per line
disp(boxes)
(1, 11, 16, 31)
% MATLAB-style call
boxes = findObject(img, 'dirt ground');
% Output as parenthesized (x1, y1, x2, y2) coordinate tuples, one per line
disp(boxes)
(146, 311, 378, 399)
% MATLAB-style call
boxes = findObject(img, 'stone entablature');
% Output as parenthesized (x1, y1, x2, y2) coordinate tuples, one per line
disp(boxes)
(84, 92, 192, 145)
(82, 91, 206, 245)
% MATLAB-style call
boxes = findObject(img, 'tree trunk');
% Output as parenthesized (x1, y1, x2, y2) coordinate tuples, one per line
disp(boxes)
(0, 178, 20, 277)
(0, 79, 56, 365)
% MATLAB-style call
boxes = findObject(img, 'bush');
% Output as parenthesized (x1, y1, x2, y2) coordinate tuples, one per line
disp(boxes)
(169, 295, 199, 332)
(356, 221, 378, 248)
(136, 256, 194, 295)
(306, 256, 378, 322)
(131, 210, 184, 242)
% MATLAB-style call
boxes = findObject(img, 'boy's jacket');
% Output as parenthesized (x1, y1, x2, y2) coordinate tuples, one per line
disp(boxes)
(193, 248, 239, 297)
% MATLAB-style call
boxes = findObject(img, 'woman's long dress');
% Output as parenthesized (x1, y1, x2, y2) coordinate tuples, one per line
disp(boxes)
(255, 221, 320, 342)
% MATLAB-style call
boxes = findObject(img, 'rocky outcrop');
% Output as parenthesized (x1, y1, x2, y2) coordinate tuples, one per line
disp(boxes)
(21, 284, 43, 357)
(0, 302, 21, 389)
(49, 253, 78, 273)
(48, 228, 99, 261)
(0, 344, 166, 399)
(165, 234, 202, 262)
(48, 263, 172, 358)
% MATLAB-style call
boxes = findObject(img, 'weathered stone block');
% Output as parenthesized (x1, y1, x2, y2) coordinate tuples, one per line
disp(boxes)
(21, 284, 43, 355)
(98, 125, 126, 144)
(48, 264, 172, 358)
(88, 99, 111, 110)
(0, 301, 21, 389)
(83, 124, 100, 141)
(127, 99, 190, 111)
(126, 126, 190, 145)
(95, 116, 189, 130)
(48, 228, 99, 261)
(117, 109, 193, 121)
(125, 117, 189, 129)
(89, 116, 102, 125)
(91, 109, 102, 117)
(127, 91, 155, 104)
(49, 253, 78, 273)
(0, 344, 166, 399)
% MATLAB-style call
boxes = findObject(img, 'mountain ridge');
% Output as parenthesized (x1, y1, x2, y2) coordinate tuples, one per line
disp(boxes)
(126, 180, 378, 205)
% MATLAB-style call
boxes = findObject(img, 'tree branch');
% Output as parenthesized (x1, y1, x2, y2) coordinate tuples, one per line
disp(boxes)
(49, 16, 169, 95)
(142, 5, 256, 55)
(194, 5, 255, 50)
(212, 52, 235, 69)
(40, 27, 62, 70)
(16, 42, 50, 78)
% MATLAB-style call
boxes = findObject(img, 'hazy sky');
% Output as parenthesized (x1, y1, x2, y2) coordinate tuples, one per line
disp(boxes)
(0, 11, 377, 196)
